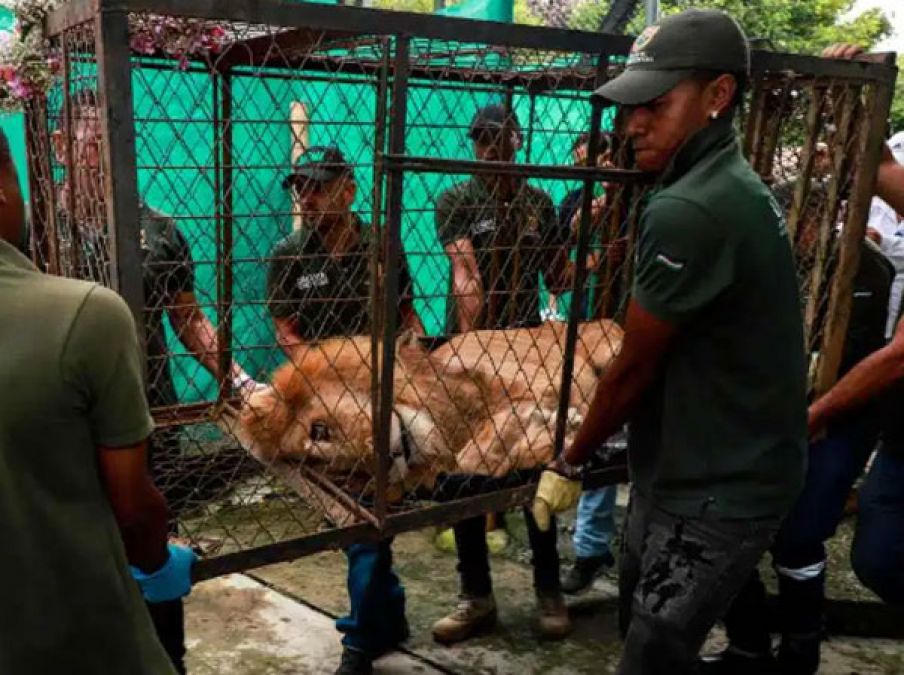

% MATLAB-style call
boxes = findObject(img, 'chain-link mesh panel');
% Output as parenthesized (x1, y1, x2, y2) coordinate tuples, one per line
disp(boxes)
(742, 65, 893, 397)
(27, 1, 894, 575)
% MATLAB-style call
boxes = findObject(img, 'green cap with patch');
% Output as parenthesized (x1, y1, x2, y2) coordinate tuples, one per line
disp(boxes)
(594, 8, 749, 106)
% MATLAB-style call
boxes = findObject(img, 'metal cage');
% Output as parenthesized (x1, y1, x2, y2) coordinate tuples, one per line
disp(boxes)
(25, 0, 897, 581)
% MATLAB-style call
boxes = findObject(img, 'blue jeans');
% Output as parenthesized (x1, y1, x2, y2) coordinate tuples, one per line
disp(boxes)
(852, 448, 904, 605)
(574, 486, 617, 559)
(336, 540, 407, 655)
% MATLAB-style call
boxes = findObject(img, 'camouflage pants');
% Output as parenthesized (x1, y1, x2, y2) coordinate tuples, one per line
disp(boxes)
(617, 489, 781, 675)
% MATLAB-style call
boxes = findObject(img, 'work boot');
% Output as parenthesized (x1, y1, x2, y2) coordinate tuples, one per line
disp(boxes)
(432, 594, 497, 644)
(699, 646, 777, 675)
(535, 590, 572, 640)
(561, 552, 615, 595)
(335, 646, 373, 675)
(776, 635, 821, 675)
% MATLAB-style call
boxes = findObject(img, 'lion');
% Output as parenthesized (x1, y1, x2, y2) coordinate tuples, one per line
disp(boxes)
(224, 320, 623, 498)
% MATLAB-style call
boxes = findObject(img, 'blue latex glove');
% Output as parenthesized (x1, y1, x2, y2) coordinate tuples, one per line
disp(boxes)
(130, 543, 198, 603)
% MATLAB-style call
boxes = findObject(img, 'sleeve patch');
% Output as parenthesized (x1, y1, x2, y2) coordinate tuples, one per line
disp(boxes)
(655, 252, 685, 271)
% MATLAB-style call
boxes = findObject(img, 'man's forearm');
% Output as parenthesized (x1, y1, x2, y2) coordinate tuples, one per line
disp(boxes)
(563, 356, 657, 466)
(178, 312, 223, 375)
(877, 161, 904, 218)
(810, 344, 904, 431)
(455, 278, 483, 332)
(172, 307, 246, 381)
(117, 484, 170, 574)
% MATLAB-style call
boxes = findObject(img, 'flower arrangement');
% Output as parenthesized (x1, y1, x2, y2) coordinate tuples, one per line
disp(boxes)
(0, 1, 60, 111)
(129, 15, 229, 69)
(0, 0, 230, 111)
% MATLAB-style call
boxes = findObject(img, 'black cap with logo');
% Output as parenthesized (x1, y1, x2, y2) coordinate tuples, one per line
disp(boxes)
(594, 8, 750, 106)
(282, 146, 352, 190)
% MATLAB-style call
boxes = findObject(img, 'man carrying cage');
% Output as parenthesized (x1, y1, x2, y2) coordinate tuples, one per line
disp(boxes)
(266, 145, 423, 675)
(530, 9, 809, 674)
(51, 88, 258, 675)
(431, 104, 579, 643)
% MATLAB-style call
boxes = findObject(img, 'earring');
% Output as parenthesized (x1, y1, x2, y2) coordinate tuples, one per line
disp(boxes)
(710, 110, 719, 120)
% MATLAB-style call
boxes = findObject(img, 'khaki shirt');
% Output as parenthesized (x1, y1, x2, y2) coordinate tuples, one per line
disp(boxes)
(0, 239, 173, 674)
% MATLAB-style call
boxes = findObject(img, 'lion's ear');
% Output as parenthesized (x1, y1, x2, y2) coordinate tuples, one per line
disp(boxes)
(271, 358, 315, 407)
(394, 329, 428, 366)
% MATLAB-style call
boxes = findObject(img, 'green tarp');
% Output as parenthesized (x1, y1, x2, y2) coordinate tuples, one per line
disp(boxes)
(9, 1, 612, 404)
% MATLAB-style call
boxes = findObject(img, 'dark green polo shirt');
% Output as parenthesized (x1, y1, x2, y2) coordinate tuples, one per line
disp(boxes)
(266, 216, 414, 340)
(436, 177, 566, 331)
(67, 204, 194, 408)
(0, 240, 173, 674)
(629, 116, 808, 519)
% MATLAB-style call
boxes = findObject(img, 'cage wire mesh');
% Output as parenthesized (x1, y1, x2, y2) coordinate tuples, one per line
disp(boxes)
(25, 1, 895, 575)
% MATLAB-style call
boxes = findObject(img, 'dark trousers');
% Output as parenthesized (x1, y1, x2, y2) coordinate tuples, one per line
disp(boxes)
(336, 540, 408, 656)
(724, 418, 878, 665)
(147, 599, 186, 674)
(454, 507, 560, 597)
(617, 490, 780, 675)
(851, 449, 904, 604)
(146, 430, 188, 674)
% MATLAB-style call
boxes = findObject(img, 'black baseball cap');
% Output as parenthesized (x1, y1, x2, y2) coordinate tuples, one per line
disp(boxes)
(283, 146, 351, 190)
(594, 8, 750, 106)
(468, 104, 523, 145)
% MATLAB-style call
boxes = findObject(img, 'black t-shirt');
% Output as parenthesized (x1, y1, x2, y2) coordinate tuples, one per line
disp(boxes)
(436, 177, 565, 331)
(266, 217, 414, 341)
(67, 205, 194, 408)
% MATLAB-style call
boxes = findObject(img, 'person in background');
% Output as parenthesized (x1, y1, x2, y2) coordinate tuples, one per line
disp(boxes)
(756, 39, 904, 633)
(556, 132, 619, 595)
(702, 148, 895, 674)
(431, 104, 575, 643)
(865, 131, 904, 337)
(0, 126, 195, 674)
(267, 146, 422, 675)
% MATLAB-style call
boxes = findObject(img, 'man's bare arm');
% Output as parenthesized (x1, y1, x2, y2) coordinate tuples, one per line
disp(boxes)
(97, 440, 170, 574)
(809, 317, 904, 434)
(445, 238, 483, 333)
(822, 44, 904, 216)
(167, 291, 246, 382)
(563, 299, 677, 465)
(877, 151, 904, 217)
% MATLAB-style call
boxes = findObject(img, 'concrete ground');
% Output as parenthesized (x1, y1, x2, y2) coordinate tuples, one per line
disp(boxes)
(185, 487, 904, 674)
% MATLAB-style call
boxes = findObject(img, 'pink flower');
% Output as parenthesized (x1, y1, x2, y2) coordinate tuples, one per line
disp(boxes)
(8, 75, 33, 99)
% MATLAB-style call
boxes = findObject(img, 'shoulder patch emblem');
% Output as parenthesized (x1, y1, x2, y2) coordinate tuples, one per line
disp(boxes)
(655, 252, 685, 271)
(472, 218, 496, 236)
(296, 271, 329, 291)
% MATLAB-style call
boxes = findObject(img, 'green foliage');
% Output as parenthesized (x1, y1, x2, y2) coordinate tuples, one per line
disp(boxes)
(891, 57, 904, 135)
(652, 1, 890, 55)
(371, 0, 434, 12)
(513, 0, 543, 25)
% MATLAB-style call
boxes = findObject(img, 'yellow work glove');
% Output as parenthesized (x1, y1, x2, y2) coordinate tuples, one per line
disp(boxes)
(531, 468, 583, 532)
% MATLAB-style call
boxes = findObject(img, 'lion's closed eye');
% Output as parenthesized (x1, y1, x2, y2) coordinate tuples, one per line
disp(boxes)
(310, 420, 331, 442)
